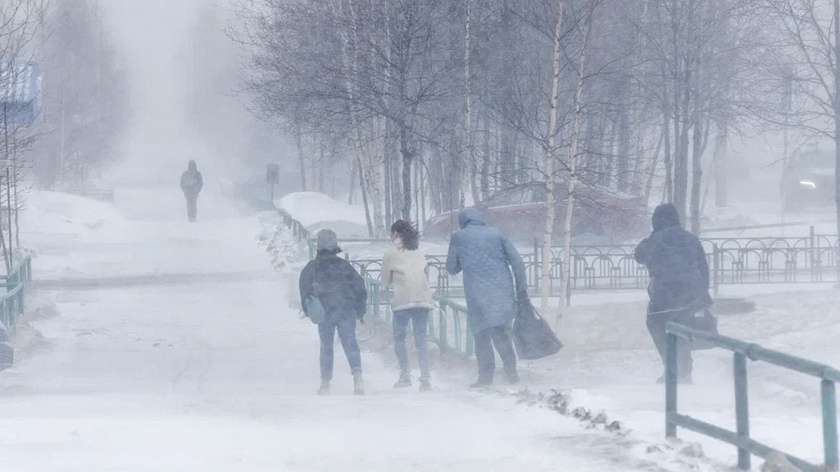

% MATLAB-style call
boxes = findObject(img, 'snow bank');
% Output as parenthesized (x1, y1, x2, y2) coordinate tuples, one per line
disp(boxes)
(21, 191, 127, 236)
(258, 211, 306, 274)
(278, 192, 369, 237)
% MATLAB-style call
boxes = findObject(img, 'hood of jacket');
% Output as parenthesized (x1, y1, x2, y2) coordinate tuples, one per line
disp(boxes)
(188, 160, 197, 171)
(652, 203, 681, 231)
(458, 208, 486, 229)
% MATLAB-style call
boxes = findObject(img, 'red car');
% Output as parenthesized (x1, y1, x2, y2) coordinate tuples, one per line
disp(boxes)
(424, 183, 649, 244)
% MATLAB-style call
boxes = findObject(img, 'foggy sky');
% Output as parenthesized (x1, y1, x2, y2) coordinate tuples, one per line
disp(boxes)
(102, 0, 255, 190)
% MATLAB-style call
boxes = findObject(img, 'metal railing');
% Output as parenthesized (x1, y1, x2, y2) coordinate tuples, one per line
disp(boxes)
(361, 265, 473, 357)
(343, 227, 840, 299)
(665, 322, 839, 472)
(0, 256, 32, 334)
(363, 276, 473, 357)
(274, 210, 474, 358)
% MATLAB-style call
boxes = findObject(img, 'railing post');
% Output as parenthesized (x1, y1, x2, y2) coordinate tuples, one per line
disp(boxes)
(8, 294, 15, 332)
(373, 284, 381, 320)
(439, 305, 447, 351)
(734, 353, 751, 470)
(713, 243, 720, 297)
(533, 238, 540, 295)
(665, 328, 678, 439)
(822, 380, 839, 472)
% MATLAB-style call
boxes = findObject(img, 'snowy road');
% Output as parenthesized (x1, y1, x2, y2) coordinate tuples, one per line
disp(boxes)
(0, 190, 656, 471)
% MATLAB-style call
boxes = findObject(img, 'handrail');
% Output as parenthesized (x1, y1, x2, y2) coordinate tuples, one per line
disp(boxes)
(0, 255, 32, 336)
(274, 209, 474, 358)
(0, 284, 24, 335)
(344, 226, 840, 299)
(666, 322, 839, 472)
(3, 255, 32, 289)
(363, 276, 472, 357)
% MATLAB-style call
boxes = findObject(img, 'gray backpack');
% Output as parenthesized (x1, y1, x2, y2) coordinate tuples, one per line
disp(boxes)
(304, 294, 326, 324)
(304, 280, 326, 324)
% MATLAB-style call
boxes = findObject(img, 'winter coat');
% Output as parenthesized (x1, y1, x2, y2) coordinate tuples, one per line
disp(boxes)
(634, 204, 713, 316)
(180, 166, 203, 198)
(381, 247, 434, 312)
(299, 252, 368, 320)
(445, 208, 528, 333)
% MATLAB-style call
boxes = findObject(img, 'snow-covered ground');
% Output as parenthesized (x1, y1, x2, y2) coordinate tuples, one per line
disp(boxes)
(278, 190, 840, 470)
(0, 189, 734, 472)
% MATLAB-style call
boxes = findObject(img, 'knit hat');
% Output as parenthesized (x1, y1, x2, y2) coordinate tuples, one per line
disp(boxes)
(316, 229, 339, 252)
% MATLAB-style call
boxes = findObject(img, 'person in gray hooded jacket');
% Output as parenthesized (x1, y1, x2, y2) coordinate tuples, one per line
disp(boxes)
(180, 160, 203, 222)
(446, 208, 527, 387)
(299, 229, 368, 395)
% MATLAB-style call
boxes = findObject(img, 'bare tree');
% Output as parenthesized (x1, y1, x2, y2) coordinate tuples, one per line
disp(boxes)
(539, 0, 564, 314)
(557, 0, 594, 321)
(766, 0, 840, 238)
(34, 0, 126, 192)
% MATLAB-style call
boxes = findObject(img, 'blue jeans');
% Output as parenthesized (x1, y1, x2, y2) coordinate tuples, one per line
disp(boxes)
(393, 307, 431, 381)
(318, 314, 361, 381)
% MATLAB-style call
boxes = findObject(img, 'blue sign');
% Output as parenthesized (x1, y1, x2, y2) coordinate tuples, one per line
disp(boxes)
(0, 61, 42, 124)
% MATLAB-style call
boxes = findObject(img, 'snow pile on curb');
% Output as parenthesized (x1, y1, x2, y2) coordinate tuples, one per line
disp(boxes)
(513, 389, 726, 472)
(21, 191, 127, 235)
(278, 192, 368, 237)
(258, 211, 305, 273)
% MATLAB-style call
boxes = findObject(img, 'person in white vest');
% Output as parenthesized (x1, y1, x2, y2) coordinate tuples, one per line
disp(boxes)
(381, 220, 434, 392)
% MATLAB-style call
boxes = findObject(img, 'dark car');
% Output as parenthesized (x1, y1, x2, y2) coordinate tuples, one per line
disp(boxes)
(782, 150, 835, 211)
(424, 183, 648, 244)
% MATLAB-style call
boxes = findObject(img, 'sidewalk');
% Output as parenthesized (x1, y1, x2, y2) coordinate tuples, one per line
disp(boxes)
(0, 190, 717, 471)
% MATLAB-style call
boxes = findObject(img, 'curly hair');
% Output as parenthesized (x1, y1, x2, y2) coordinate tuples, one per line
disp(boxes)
(390, 219, 420, 250)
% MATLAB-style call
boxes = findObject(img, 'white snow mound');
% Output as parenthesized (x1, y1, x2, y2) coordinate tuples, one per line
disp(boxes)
(278, 192, 369, 237)
(21, 191, 126, 234)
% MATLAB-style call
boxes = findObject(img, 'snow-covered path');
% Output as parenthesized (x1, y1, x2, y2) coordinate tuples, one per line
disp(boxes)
(0, 190, 652, 471)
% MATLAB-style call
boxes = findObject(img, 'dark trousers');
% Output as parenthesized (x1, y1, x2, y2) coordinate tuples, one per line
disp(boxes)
(474, 324, 517, 382)
(318, 315, 361, 381)
(647, 310, 693, 377)
(186, 195, 198, 222)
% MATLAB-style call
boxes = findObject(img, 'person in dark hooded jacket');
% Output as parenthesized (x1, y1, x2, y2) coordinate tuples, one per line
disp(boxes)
(634, 203, 712, 383)
(180, 160, 203, 222)
(446, 208, 528, 388)
(299, 229, 368, 395)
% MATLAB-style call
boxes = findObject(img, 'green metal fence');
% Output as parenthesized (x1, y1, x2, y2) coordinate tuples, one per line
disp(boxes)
(275, 208, 474, 358)
(665, 322, 839, 472)
(1, 256, 32, 334)
(363, 276, 473, 357)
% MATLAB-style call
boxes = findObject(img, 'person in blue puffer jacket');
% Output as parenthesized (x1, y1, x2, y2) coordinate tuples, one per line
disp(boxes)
(446, 208, 528, 388)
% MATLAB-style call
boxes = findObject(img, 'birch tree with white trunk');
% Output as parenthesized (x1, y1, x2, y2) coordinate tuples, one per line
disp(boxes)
(557, 0, 594, 322)
(539, 0, 564, 314)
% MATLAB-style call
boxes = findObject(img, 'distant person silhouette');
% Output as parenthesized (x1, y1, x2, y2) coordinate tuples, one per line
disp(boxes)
(180, 160, 203, 222)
